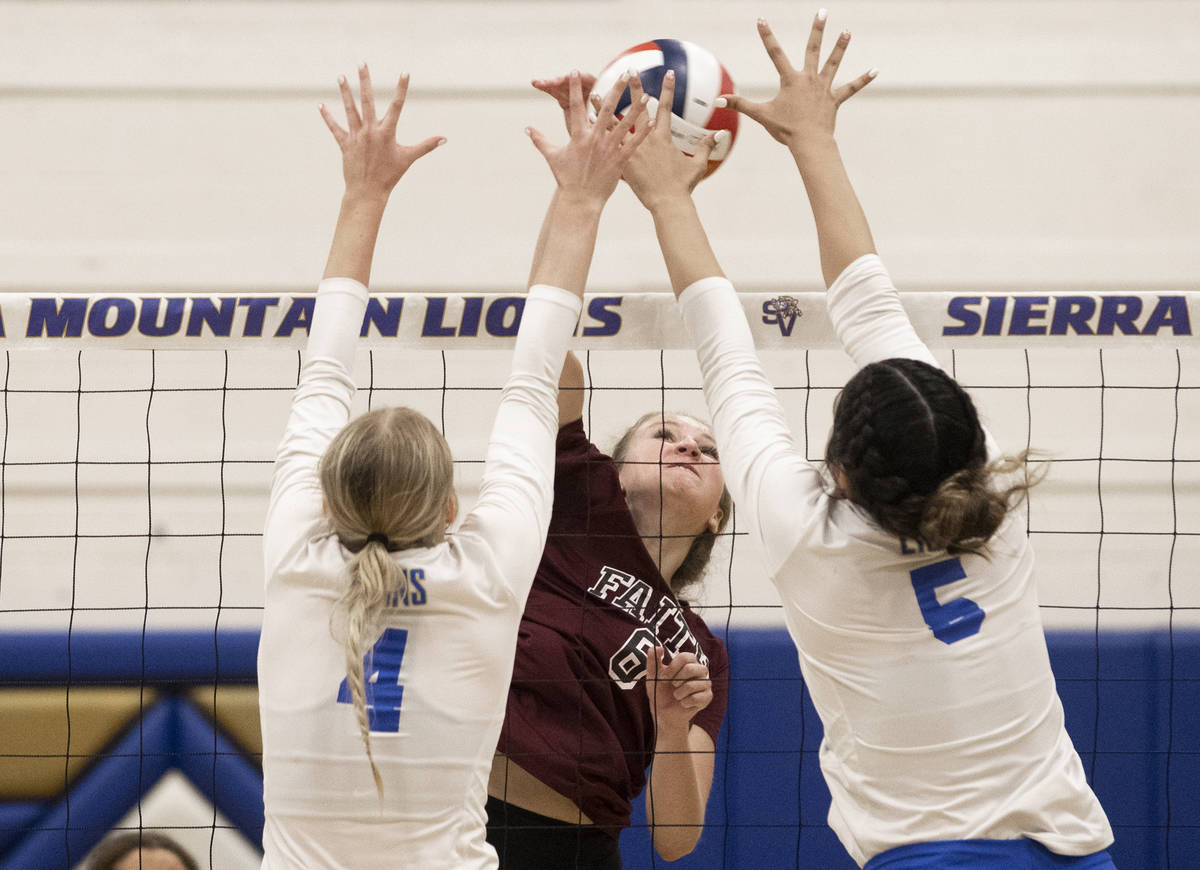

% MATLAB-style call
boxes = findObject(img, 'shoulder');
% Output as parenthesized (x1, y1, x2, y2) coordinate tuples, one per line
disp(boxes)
(553, 420, 624, 506)
(556, 418, 608, 462)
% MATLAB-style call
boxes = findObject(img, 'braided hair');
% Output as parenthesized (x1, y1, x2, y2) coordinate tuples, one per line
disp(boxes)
(825, 358, 1034, 554)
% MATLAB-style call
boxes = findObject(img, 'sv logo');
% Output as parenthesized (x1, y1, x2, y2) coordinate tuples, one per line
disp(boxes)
(762, 296, 802, 336)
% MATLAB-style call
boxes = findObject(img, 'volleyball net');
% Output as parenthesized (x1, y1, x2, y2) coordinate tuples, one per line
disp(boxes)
(0, 289, 1196, 868)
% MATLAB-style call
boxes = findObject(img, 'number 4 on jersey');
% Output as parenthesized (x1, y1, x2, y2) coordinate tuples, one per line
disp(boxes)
(336, 628, 408, 732)
(909, 557, 985, 644)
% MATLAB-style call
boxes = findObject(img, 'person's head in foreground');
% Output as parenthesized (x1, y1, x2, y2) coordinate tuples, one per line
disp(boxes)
(87, 831, 199, 870)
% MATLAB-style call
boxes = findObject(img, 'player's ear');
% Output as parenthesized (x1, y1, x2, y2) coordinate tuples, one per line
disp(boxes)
(445, 492, 459, 526)
(706, 507, 723, 535)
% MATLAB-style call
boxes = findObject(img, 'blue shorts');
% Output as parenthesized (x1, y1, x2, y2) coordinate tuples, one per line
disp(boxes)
(864, 839, 1117, 870)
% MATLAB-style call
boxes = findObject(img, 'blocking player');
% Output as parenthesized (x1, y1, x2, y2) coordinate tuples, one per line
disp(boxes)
(259, 67, 648, 868)
(622, 13, 1117, 870)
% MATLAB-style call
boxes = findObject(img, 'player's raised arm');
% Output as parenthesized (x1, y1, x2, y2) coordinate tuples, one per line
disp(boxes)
(319, 67, 445, 286)
(267, 66, 445, 577)
(621, 70, 726, 296)
(526, 69, 651, 298)
(464, 70, 652, 579)
(717, 14, 877, 287)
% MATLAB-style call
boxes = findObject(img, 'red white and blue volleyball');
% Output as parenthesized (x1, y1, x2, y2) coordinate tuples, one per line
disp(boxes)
(592, 39, 738, 178)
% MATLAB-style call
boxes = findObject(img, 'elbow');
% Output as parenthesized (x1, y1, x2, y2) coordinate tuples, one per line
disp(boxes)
(653, 831, 701, 863)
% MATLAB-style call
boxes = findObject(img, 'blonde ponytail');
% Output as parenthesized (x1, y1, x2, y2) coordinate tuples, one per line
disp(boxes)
(319, 406, 454, 797)
(341, 540, 399, 795)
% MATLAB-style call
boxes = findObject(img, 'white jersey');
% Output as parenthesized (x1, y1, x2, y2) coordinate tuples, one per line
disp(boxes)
(679, 255, 1112, 867)
(259, 278, 580, 870)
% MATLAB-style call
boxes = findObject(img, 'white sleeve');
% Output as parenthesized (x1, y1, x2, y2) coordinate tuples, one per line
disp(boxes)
(263, 277, 367, 581)
(679, 277, 826, 575)
(827, 254, 939, 369)
(829, 254, 1001, 458)
(459, 284, 582, 601)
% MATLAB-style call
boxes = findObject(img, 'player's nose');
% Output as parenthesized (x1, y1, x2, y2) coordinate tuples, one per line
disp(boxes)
(675, 437, 700, 458)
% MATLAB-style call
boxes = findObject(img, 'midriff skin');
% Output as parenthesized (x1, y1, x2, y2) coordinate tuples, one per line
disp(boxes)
(488, 753, 594, 824)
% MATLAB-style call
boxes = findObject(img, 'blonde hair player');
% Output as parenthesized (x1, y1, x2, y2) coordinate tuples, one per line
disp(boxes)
(619, 12, 1118, 870)
(258, 66, 649, 869)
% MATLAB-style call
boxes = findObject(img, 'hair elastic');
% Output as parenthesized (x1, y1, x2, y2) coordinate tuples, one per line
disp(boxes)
(365, 533, 390, 548)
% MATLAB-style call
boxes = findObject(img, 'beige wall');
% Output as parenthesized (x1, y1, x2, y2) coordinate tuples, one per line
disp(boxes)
(2, 0, 1197, 294)
(0, 3, 1197, 622)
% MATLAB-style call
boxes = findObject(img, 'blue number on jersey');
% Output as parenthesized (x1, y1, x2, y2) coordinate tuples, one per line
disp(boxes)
(336, 627, 408, 732)
(909, 557, 985, 644)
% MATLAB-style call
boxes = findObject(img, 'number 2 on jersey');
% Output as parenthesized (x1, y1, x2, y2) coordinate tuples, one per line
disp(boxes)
(336, 628, 408, 732)
(909, 557, 985, 644)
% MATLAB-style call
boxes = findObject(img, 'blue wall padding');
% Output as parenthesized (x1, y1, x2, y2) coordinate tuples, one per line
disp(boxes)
(173, 700, 265, 846)
(0, 701, 173, 870)
(0, 629, 1196, 868)
(0, 630, 261, 684)
(621, 628, 1200, 869)
(0, 805, 43, 855)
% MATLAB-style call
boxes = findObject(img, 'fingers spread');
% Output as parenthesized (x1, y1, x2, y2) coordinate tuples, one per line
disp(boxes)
(834, 67, 878, 105)
(338, 74, 361, 131)
(381, 73, 409, 135)
(358, 63, 376, 124)
(692, 131, 719, 166)
(758, 18, 797, 79)
(566, 70, 588, 136)
(821, 29, 850, 81)
(628, 72, 646, 114)
(318, 103, 348, 146)
(804, 10, 828, 74)
(656, 69, 677, 130)
(716, 93, 767, 127)
(526, 125, 554, 160)
(597, 70, 630, 125)
(615, 93, 649, 144)
(409, 135, 446, 161)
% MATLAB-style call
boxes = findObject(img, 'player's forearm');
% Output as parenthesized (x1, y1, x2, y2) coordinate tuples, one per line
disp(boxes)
(528, 191, 605, 300)
(790, 137, 876, 289)
(647, 195, 725, 299)
(322, 189, 390, 285)
(647, 724, 709, 860)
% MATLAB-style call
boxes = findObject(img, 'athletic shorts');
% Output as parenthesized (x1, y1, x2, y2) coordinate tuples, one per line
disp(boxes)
(485, 796, 622, 870)
(864, 839, 1117, 869)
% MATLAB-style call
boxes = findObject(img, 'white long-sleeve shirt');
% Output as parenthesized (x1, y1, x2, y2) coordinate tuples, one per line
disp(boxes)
(259, 278, 581, 870)
(679, 255, 1112, 867)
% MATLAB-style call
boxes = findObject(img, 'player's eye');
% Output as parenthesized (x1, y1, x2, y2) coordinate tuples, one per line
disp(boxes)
(701, 445, 719, 460)
(655, 427, 674, 441)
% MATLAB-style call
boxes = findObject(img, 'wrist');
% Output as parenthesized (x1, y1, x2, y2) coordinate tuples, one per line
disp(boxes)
(341, 185, 393, 209)
(653, 719, 691, 749)
(646, 192, 697, 222)
(554, 189, 608, 218)
(788, 133, 840, 165)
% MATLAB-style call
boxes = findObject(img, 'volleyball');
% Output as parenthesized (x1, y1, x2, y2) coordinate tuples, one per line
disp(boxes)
(592, 39, 738, 178)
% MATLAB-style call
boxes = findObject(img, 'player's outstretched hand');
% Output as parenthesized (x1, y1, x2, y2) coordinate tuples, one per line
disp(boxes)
(717, 14, 876, 153)
(532, 71, 599, 135)
(646, 647, 713, 735)
(527, 70, 652, 206)
(622, 71, 726, 212)
(319, 65, 446, 197)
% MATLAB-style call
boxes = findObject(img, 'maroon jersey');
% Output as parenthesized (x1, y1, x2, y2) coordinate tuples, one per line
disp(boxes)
(496, 419, 730, 836)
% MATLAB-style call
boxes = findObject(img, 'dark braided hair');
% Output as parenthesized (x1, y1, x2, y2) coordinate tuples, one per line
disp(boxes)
(826, 358, 1033, 554)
